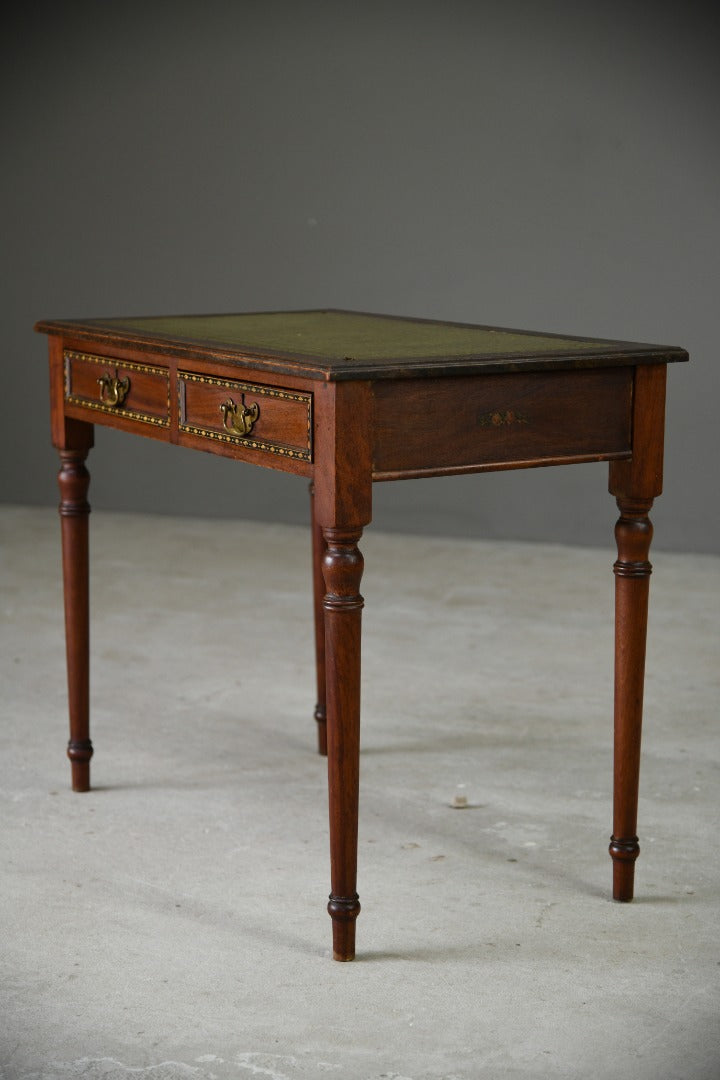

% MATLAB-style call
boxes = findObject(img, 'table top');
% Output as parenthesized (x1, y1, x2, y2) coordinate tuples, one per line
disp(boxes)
(36, 309, 688, 381)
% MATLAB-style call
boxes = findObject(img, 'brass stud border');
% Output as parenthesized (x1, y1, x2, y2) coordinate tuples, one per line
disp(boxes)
(64, 350, 170, 428)
(178, 371, 312, 462)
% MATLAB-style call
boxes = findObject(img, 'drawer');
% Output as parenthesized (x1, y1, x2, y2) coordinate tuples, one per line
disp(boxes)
(373, 367, 633, 478)
(64, 350, 170, 429)
(178, 371, 313, 462)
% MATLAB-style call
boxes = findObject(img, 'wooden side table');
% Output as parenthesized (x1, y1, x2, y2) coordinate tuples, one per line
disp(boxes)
(36, 309, 687, 961)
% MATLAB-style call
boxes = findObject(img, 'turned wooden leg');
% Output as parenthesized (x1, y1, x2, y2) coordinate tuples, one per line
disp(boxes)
(58, 447, 92, 792)
(610, 496, 654, 900)
(310, 483, 327, 755)
(323, 526, 364, 960)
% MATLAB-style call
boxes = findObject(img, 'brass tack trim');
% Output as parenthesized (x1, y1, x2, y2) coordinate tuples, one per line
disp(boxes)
(64, 350, 170, 427)
(178, 371, 312, 461)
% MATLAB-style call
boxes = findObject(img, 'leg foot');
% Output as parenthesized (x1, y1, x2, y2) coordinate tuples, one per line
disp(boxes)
(328, 893, 361, 960)
(609, 836, 640, 901)
(68, 740, 93, 793)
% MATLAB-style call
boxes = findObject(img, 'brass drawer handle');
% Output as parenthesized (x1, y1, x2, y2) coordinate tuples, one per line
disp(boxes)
(97, 371, 130, 407)
(220, 395, 259, 436)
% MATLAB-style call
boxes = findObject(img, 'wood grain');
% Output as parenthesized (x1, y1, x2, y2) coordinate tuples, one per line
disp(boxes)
(608, 365, 667, 901)
(373, 367, 633, 478)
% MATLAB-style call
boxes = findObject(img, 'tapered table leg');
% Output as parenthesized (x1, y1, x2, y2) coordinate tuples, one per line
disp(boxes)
(58, 447, 92, 792)
(610, 495, 654, 900)
(310, 483, 327, 755)
(323, 525, 364, 960)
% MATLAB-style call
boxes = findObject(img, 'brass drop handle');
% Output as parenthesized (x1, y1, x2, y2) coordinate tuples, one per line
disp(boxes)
(220, 395, 259, 436)
(97, 371, 130, 407)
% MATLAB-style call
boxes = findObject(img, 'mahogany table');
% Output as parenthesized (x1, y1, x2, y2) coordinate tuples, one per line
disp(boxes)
(36, 309, 687, 961)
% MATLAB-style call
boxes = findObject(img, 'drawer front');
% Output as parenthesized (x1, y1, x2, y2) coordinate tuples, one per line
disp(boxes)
(373, 367, 633, 478)
(64, 350, 170, 428)
(178, 371, 312, 462)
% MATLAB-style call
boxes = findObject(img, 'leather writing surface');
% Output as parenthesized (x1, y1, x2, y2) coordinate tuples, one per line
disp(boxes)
(91, 310, 613, 361)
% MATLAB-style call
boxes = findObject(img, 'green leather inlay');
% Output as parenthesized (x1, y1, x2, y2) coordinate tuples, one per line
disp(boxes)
(104, 311, 606, 361)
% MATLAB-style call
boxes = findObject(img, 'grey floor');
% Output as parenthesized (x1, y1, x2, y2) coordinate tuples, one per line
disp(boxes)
(1, 505, 718, 1080)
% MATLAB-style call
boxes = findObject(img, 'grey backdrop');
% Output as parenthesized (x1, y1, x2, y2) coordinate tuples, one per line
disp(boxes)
(3, 1, 718, 552)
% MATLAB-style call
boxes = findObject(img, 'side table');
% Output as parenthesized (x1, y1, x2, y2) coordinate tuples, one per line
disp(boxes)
(36, 309, 687, 960)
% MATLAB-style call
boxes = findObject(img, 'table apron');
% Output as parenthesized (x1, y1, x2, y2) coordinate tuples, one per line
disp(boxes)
(371, 367, 634, 480)
(58, 345, 314, 476)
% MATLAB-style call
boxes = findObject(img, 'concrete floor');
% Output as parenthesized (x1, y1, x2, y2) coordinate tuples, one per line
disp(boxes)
(1, 505, 718, 1080)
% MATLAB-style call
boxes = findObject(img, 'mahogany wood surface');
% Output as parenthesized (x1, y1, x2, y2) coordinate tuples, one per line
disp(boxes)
(322, 526, 365, 961)
(179, 371, 312, 460)
(55, 419, 93, 793)
(65, 350, 170, 425)
(37, 310, 687, 961)
(608, 364, 667, 901)
(372, 367, 633, 479)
